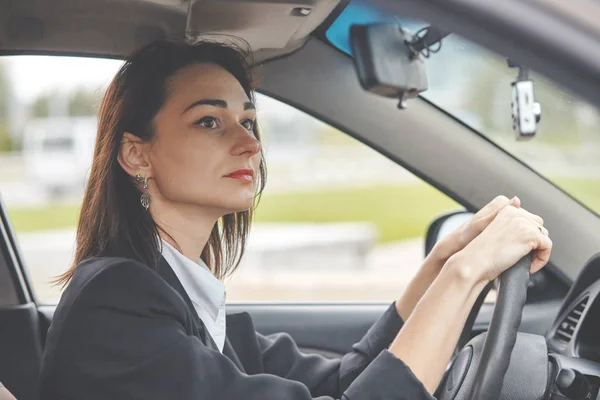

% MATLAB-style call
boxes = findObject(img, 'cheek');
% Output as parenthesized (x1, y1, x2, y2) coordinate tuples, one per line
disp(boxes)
(150, 135, 222, 199)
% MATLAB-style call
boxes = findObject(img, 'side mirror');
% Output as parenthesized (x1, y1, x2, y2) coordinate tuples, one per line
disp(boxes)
(424, 210, 473, 257)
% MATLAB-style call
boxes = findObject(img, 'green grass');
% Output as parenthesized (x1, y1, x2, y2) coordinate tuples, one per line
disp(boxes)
(7, 184, 459, 243)
(7, 178, 600, 243)
(7, 203, 80, 233)
(552, 177, 600, 213)
(254, 184, 459, 243)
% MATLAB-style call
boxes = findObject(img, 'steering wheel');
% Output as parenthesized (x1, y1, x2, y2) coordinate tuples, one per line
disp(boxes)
(437, 254, 533, 400)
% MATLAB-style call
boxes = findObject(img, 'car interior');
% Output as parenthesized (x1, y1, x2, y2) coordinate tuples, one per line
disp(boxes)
(2, 0, 600, 399)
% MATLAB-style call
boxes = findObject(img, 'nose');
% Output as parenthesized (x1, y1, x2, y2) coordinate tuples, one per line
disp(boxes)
(231, 127, 261, 157)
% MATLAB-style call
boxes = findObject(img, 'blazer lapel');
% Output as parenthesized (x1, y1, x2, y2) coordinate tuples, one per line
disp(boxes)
(223, 337, 246, 372)
(225, 312, 261, 374)
(156, 256, 245, 372)
(156, 256, 218, 350)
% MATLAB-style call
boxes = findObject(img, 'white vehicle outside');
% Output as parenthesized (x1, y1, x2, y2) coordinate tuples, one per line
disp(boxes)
(22, 117, 96, 196)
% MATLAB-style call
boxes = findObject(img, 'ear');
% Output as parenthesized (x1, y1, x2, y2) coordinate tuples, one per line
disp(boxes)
(117, 132, 153, 178)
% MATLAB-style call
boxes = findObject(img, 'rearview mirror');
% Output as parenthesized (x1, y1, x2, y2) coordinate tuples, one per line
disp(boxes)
(349, 23, 428, 108)
(424, 211, 473, 257)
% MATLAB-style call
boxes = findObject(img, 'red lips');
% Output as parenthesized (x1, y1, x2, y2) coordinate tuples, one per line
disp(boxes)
(225, 169, 254, 182)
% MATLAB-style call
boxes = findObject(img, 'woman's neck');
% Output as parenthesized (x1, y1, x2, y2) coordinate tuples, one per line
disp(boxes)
(152, 202, 219, 263)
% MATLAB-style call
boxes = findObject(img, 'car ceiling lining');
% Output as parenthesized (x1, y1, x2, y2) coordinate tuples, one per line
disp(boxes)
(0, 0, 340, 61)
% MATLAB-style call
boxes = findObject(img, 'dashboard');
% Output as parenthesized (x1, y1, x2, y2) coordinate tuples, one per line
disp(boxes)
(547, 253, 600, 361)
(547, 284, 600, 362)
(543, 253, 600, 399)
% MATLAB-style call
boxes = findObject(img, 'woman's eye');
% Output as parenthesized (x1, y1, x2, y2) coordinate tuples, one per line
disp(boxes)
(241, 119, 256, 131)
(195, 117, 219, 129)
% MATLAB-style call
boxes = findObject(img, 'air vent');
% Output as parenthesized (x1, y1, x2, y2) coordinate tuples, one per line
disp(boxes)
(555, 296, 589, 343)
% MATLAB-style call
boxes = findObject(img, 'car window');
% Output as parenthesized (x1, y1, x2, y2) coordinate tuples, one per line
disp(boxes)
(0, 55, 460, 304)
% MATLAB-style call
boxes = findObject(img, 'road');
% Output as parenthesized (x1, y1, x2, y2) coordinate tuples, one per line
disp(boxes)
(16, 227, 425, 304)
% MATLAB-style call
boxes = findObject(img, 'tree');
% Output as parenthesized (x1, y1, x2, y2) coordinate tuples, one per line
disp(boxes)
(31, 92, 53, 118)
(463, 57, 513, 134)
(29, 87, 103, 118)
(531, 75, 581, 144)
(68, 87, 103, 116)
(0, 61, 8, 121)
(0, 60, 14, 152)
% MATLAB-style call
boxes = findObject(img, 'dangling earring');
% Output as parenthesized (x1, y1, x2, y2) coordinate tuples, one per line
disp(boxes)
(135, 174, 151, 210)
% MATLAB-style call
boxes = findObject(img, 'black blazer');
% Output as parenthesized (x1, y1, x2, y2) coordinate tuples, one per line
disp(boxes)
(39, 256, 433, 399)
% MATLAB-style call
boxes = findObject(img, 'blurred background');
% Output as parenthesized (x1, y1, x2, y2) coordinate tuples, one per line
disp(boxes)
(1, 34, 599, 305)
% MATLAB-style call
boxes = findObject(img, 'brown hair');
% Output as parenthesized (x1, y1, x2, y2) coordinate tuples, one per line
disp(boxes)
(56, 39, 266, 286)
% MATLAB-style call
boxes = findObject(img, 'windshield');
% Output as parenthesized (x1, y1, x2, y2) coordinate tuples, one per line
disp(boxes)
(327, 1, 600, 215)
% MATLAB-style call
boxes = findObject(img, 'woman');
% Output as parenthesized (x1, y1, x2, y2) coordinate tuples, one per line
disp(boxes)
(39, 40, 552, 400)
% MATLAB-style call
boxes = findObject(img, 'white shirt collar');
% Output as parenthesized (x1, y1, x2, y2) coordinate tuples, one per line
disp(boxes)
(160, 239, 226, 323)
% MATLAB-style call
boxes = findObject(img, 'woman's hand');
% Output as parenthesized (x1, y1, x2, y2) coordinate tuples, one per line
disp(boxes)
(431, 195, 520, 266)
(395, 195, 519, 320)
(449, 204, 552, 284)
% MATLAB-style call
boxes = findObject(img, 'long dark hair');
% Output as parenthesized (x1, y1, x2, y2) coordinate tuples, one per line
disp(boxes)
(56, 39, 266, 286)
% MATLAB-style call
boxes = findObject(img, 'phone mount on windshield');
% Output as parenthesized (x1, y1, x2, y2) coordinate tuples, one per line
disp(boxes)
(349, 23, 447, 109)
(508, 59, 542, 140)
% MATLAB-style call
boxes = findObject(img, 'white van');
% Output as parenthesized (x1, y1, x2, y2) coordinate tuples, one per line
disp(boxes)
(22, 117, 96, 196)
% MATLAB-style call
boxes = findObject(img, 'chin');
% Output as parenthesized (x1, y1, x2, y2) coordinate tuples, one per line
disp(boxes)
(221, 199, 255, 214)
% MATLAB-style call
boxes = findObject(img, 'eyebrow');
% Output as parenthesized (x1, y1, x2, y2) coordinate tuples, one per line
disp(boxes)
(182, 99, 256, 114)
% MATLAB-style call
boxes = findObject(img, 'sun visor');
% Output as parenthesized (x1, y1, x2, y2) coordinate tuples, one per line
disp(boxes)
(186, 0, 340, 53)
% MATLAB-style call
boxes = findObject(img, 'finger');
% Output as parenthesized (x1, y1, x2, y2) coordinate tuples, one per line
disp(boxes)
(474, 196, 511, 227)
(510, 196, 521, 208)
(517, 207, 544, 227)
(525, 215, 549, 236)
(479, 195, 510, 216)
(531, 234, 552, 274)
(525, 213, 549, 237)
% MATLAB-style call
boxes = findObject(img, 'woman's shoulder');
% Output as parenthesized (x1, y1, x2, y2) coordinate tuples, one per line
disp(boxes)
(44, 257, 190, 354)
(41, 257, 193, 392)
(51, 257, 188, 334)
(63, 256, 183, 309)
(60, 257, 159, 306)
(68, 256, 157, 294)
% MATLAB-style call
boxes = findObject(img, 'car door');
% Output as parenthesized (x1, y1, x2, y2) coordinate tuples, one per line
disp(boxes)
(0, 52, 568, 400)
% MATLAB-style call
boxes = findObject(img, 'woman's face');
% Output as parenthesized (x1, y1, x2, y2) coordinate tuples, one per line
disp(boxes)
(148, 63, 261, 215)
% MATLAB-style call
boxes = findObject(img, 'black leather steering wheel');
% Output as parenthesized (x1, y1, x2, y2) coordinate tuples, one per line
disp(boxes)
(438, 254, 532, 400)
(467, 254, 531, 399)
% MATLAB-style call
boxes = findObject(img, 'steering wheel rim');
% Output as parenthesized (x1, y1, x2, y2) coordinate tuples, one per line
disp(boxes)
(466, 253, 532, 400)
